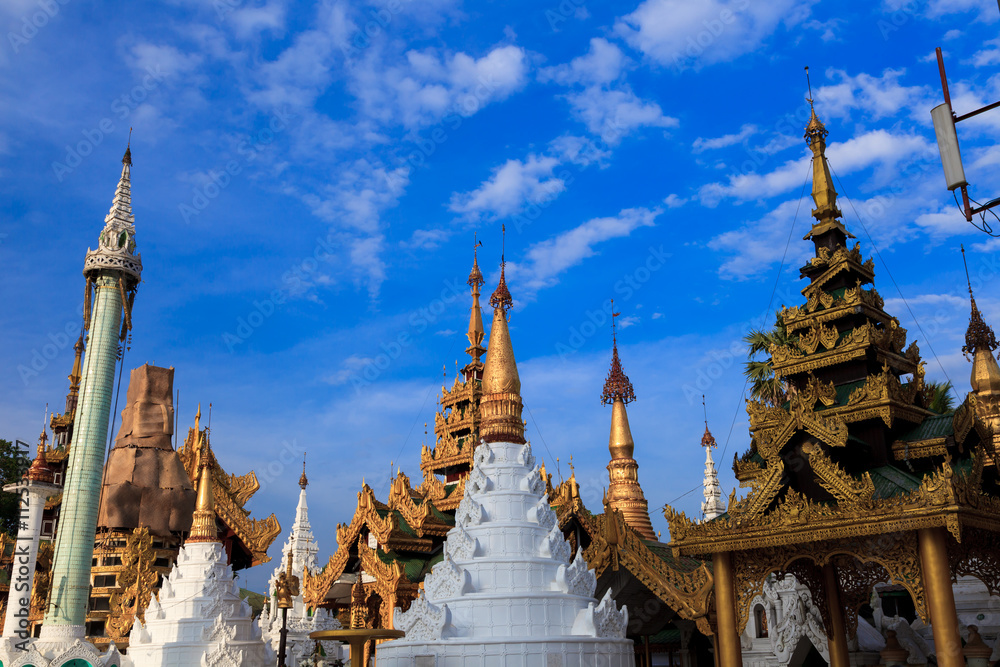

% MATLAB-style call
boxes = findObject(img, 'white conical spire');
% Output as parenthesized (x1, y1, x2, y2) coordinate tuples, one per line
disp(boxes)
(700, 424, 725, 521)
(258, 460, 340, 666)
(83, 145, 141, 283)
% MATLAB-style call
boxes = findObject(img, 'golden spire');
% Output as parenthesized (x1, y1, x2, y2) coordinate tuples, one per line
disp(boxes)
(480, 227, 525, 444)
(66, 333, 84, 414)
(600, 311, 656, 540)
(26, 409, 55, 484)
(802, 67, 852, 242)
(299, 452, 309, 489)
(602, 305, 636, 460)
(187, 404, 219, 543)
(701, 395, 717, 450)
(466, 235, 486, 368)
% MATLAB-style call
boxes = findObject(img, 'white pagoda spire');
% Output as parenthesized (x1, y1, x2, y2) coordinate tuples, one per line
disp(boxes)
(258, 457, 339, 666)
(701, 399, 725, 522)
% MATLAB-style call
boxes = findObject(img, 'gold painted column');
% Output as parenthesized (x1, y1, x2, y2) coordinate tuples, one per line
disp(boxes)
(822, 563, 850, 667)
(917, 527, 963, 667)
(712, 551, 743, 667)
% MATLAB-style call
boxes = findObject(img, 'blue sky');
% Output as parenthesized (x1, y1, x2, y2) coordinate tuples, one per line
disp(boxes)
(3, 0, 1000, 593)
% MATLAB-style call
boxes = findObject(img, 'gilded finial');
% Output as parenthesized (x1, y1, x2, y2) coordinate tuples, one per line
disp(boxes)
(800, 72, 851, 239)
(187, 412, 218, 543)
(469, 233, 484, 288)
(961, 245, 998, 357)
(26, 406, 55, 483)
(490, 226, 513, 312)
(601, 313, 635, 405)
(701, 396, 717, 449)
(299, 452, 308, 489)
(123, 128, 132, 166)
(480, 233, 525, 444)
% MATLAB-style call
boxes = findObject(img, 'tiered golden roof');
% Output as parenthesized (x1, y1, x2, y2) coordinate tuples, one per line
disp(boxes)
(664, 106, 1000, 667)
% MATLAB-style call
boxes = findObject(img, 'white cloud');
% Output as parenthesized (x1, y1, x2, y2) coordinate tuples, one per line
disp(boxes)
(663, 194, 687, 208)
(566, 86, 677, 143)
(506, 207, 661, 296)
(352, 44, 529, 129)
(618, 315, 640, 329)
(325, 354, 376, 385)
(229, 1, 287, 39)
(548, 135, 612, 168)
(708, 198, 811, 279)
(815, 68, 933, 121)
(402, 229, 449, 250)
(128, 43, 204, 79)
(249, 3, 352, 109)
(693, 124, 757, 153)
(539, 38, 626, 86)
(449, 155, 565, 221)
(615, 0, 817, 69)
(698, 129, 936, 206)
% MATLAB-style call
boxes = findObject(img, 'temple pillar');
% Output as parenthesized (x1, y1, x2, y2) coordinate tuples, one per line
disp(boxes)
(712, 552, 743, 667)
(822, 562, 850, 667)
(917, 527, 963, 667)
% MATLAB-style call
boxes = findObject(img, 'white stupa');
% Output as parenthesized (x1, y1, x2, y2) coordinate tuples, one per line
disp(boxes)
(127, 413, 274, 667)
(378, 262, 634, 667)
(258, 459, 341, 666)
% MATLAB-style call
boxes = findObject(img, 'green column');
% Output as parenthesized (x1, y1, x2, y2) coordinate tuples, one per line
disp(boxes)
(42, 272, 122, 633)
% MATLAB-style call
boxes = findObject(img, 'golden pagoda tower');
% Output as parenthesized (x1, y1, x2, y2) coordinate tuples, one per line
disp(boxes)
(962, 247, 1000, 465)
(600, 312, 656, 540)
(479, 246, 525, 444)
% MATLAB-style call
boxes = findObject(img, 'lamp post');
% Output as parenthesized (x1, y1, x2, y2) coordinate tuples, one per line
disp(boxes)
(275, 554, 300, 667)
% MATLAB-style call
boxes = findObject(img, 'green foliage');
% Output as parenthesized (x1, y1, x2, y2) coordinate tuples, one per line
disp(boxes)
(925, 381, 956, 415)
(0, 439, 31, 536)
(743, 315, 797, 407)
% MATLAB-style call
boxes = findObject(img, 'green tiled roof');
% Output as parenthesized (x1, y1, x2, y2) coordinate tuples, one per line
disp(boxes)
(377, 548, 443, 582)
(897, 413, 954, 442)
(869, 465, 921, 498)
(645, 543, 707, 573)
(649, 627, 681, 644)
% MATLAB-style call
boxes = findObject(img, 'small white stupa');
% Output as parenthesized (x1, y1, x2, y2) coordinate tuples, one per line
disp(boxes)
(378, 261, 634, 667)
(127, 409, 274, 667)
(258, 458, 341, 666)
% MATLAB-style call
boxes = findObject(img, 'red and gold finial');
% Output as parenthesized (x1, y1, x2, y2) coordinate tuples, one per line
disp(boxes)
(25, 407, 55, 484)
(469, 233, 484, 289)
(299, 452, 308, 489)
(490, 226, 513, 311)
(601, 304, 635, 405)
(701, 395, 717, 449)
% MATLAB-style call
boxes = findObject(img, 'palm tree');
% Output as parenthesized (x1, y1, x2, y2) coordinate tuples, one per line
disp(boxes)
(744, 315, 797, 406)
(925, 380, 956, 414)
